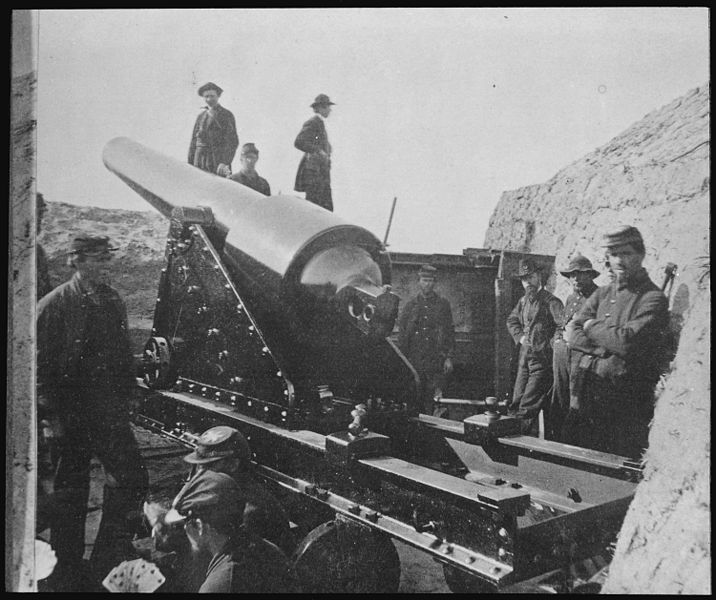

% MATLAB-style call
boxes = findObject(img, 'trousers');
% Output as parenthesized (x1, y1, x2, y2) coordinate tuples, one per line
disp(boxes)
(546, 339, 571, 441)
(509, 344, 553, 436)
(49, 388, 148, 580)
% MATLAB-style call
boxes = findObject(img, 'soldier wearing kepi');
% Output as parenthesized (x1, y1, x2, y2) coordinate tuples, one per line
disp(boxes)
(36, 235, 148, 590)
(227, 143, 271, 195)
(398, 264, 455, 415)
(144, 426, 294, 591)
(166, 470, 299, 593)
(546, 254, 599, 442)
(294, 93, 335, 211)
(506, 258, 563, 436)
(565, 226, 669, 458)
(188, 82, 239, 176)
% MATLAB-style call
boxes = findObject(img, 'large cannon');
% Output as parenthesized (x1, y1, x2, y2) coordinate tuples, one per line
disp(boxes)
(104, 137, 641, 593)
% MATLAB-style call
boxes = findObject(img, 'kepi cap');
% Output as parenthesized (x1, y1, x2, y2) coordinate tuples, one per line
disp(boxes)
(560, 254, 599, 278)
(183, 426, 252, 465)
(601, 225, 644, 250)
(418, 264, 437, 279)
(241, 143, 259, 156)
(311, 93, 336, 108)
(198, 82, 223, 96)
(515, 258, 541, 279)
(165, 470, 244, 526)
(68, 235, 118, 256)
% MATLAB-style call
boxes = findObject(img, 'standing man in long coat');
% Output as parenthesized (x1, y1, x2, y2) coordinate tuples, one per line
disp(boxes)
(565, 226, 668, 458)
(506, 258, 563, 436)
(37, 235, 148, 590)
(294, 93, 335, 211)
(398, 264, 455, 415)
(188, 82, 239, 176)
(546, 254, 599, 442)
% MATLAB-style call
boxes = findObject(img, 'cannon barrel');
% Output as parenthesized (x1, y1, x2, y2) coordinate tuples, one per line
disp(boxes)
(103, 137, 388, 305)
(103, 137, 418, 415)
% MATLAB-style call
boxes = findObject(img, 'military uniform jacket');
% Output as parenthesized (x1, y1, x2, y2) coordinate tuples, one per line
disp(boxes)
(229, 170, 271, 196)
(294, 115, 331, 193)
(569, 268, 668, 393)
(199, 534, 299, 593)
(555, 284, 598, 339)
(188, 104, 239, 172)
(506, 288, 563, 353)
(36, 271, 134, 414)
(398, 292, 455, 372)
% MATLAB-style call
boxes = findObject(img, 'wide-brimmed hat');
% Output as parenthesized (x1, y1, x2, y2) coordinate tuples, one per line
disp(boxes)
(198, 82, 223, 96)
(67, 235, 119, 256)
(183, 425, 252, 465)
(311, 93, 335, 108)
(418, 264, 437, 279)
(514, 258, 541, 279)
(164, 470, 245, 526)
(560, 254, 599, 278)
(240, 143, 259, 156)
(601, 225, 644, 250)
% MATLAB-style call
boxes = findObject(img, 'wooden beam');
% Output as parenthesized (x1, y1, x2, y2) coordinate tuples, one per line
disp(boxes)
(7, 9, 38, 592)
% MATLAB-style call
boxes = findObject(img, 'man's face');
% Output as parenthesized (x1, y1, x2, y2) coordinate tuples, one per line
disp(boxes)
(76, 251, 114, 286)
(520, 272, 541, 296)
(418, 276, 436, 295)
(317, 104, 332, 118)
(569, 271, 593, 295)
(202, 90, 220, 108)
(606, 243, 643, 282)
(240, 153, 258, 172)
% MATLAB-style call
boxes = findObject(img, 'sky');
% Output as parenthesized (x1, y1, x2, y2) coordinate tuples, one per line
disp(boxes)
(35, 8, 709, 254)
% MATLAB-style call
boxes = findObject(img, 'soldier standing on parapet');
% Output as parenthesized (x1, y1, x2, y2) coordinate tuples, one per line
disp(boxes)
(398, 264, 455, 415)
(37, 235, 149, 591)
(188, 82, 239, 176)
(547, 255, 599, 442)
(506, 258, 563, 436)
(565, 226, 669, 459)
(294, 93, 335, 211)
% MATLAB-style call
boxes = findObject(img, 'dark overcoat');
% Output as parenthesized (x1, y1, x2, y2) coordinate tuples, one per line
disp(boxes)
(398, 292, 455, 372)
(567, 268, 668, 457)
(229, 170, 271, 196)
(294, 115, 331, 194)
(188, 104, 239, 174)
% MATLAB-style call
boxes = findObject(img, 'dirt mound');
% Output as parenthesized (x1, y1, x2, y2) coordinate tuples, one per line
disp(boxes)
(484, 83, 710, 593)
(39, 201, 169, 337)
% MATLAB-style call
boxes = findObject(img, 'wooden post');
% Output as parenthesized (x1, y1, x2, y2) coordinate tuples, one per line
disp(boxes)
(7, 9, 38, 592)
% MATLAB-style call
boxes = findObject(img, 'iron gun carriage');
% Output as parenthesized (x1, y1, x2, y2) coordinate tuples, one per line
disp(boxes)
(104, 137, 641, 593)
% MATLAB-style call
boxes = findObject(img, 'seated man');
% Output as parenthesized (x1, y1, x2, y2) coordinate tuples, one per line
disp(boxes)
(168, 470, 299, 593)
(144, 426, 293, 591)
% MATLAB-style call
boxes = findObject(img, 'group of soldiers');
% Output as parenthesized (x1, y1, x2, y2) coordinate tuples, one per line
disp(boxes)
(187, 81, 335, 210)
(33, 86, 671, 591)
(401, 225, 669, 461)
(35, 234, 300, 592)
